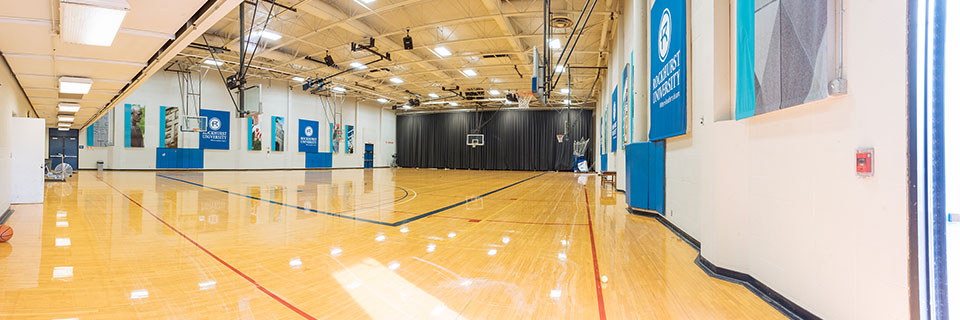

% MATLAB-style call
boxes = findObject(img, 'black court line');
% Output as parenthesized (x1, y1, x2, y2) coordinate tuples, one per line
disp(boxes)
(156, 172, 547, 227)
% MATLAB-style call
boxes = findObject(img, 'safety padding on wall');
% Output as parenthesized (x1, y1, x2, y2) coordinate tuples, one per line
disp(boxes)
(305, 152, 333, 169)
(624, 142, 665, 214)
(156, 148, 203, 169)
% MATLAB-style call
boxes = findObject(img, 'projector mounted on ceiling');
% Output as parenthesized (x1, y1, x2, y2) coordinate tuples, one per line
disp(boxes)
(60, 0, 131, 47)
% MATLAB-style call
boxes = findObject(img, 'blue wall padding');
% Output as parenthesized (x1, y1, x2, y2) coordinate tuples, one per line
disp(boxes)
(600, 154, 608, 171)
(625, 142, 665, 214)
(156, 148, 203, 169)
(305, 152, 333, 168)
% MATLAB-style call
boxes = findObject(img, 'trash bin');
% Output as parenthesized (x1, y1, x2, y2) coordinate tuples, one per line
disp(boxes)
(96, 161, 104, 173)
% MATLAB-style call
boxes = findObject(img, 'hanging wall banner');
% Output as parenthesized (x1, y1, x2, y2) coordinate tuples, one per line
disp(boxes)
(87, 108, 114, 147)
(735, 0, 831, 119)
(649, 0, 688, 141)
(248, 114, 262, 151)
(298, 119, 319, 153)
(345, 125, 355, 154)
(159, 106, 179, 148)
(600, 109, 606, 155)
(611, 86, 618, 152)
(124, 104, 145, 148)
(199, 109, 230, 150)
(272, 116, 285, 152)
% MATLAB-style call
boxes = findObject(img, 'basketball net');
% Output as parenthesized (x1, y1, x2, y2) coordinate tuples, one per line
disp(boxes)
(517, 91, 535, 108)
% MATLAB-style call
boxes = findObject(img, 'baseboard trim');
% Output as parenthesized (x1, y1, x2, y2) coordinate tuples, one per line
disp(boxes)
(78, 167, 387, 171)
(627, 207, 700, 249)
(626, 207, 818, 320)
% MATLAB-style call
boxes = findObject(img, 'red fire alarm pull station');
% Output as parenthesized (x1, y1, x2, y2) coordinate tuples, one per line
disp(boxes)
(856, 148, 874, 177)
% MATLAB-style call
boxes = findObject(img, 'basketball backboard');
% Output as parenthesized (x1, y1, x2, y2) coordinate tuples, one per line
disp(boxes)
(240, 85, 262, 117)
(181, 115, 208, 132)
(466, 134, 484, 147)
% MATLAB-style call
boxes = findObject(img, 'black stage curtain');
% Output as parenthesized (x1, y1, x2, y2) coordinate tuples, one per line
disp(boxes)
(397, 109, 593, 171)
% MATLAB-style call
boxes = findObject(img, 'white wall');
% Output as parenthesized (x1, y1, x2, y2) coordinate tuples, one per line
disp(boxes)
(79, 71, 397, 170)
(595, 0, 910, 318)
(0, 56, 37, 211)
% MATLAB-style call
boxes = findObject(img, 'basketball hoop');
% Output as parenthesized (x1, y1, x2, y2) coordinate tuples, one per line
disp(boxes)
(556, 134, 565, 143)
(517, 91, 535, 108)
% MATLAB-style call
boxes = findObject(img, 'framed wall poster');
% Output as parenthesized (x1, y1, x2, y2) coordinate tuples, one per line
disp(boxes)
(611, 86, 618, 152)
(159, 106, 179, 148)
(124, 103, 145, 148)
(87, 108, 114, 147)
(330, 123, 341, 153)
(622, 62, 630, 147)
(735, 0, 833, 120)
(248, 114, 262, 151)
(199, 109, 230, 150)
(272, 116, 285, 152)
(345, 125, 355, 154)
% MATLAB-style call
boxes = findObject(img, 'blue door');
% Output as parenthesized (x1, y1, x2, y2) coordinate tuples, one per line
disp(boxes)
(48, 128, 79, 170)
(363, 144, 374, 168)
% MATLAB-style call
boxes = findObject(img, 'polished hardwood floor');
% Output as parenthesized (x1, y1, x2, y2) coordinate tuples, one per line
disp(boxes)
(0, 169, 784, 319)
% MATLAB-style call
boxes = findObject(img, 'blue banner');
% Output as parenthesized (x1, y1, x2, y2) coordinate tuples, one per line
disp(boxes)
(199, 109, 230, 150)
(649, 0, 688, 141)
(298, 119, 319, 153)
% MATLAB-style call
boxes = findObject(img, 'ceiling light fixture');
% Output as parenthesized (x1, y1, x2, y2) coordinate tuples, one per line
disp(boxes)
(203, 59, 224, 66)
(489, 90, 500, 95)
(389, 77, 404, 84)
(252, 29, 282, 41)
(449, 102, 459, 107)
(350, 62, 367, 69)
(292, 76, 305, 83)
(377, 98, 389, 103)
(432, 46, 452, 57)
(555, 65, 565, 73)
(549, 38, 562, 49)
(402, 104, 411, 110)
(58, 76, 93, 94)
(58, 115, 75, 122)
(560, 88, 570, 94)
(461, 69, 478, 77)
(332, 86, 346, 93)
(428, 93, 439, 98)
(58, 127, 70, 131)
(58, 103, 81, 113)
(59, 0, 130, 47)
(355, 0, 375, 4)
(58, 123, 71, 127)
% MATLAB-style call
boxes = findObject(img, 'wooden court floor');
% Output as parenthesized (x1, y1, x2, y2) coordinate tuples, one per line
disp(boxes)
(0, 169, 785, 319)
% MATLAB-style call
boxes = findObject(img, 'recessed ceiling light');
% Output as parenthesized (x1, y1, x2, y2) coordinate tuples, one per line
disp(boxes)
(549, 38, 562, 49)
(292, 76, 305, 83)
(350, 62, 367, 69)
(204, 59, 224, 66)
(489, 90, 501, 95)
(389, 77, 404, 84)
(432, 46, 452, 57)
(332, 86, 346, 93)
(355, 0, 375, 3)
(58, 104, 81, 113)
(563, 99, 571, 105)
(60, 0, 130, 47)
(59, 76, 93, 94)
(555, 65, 564, 73)
(58, 115, 75, 122)
(58, 127, 70, 131)
(252, 29, 282, 41)
(428, 93, 439, 98)
(377, 98, 389, 103)
(461, 69, 478, 77)
(58, 122, 71, 127)
(402, 105, 411, 109)
(449, 102, 459, 107)
(560, 88, 569, 94)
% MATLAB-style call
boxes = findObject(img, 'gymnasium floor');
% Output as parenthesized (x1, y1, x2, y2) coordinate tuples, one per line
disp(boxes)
(0, 169, 784, 319)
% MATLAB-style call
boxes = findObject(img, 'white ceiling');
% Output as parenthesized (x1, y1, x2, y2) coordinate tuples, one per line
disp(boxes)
(0, 0, 217, 128)
(169, 0, 619, 111)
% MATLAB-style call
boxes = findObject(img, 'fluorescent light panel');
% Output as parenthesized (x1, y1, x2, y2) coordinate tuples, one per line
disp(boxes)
(332, 86, 346, 93)
(377, 98, 389, 103)
(58, 115, 75, 122)
(432, 46, 452, 58)
(560, 88, 570, 94)
(549, 38, 562, 49)
(60, 0, 130, 47)
(461, 69, 478, 77)
(58, 104, 81, 113)
(59, 76, 93, 94)
(489, 90, 500, 95)
(350, 62, 367, 69)
(428, 93, 439, 98)
(389, 77, 404, 84)
(292, 76, 305, 83)
(253, 30, 281, 41)
(204, 59, 223, 66)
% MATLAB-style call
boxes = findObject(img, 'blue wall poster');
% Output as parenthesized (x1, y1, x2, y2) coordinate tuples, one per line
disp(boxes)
(199, 109, 230, 150)
(298, 119, 319, 153)
(611, 86, 618, 152)
(649, 0, 688, 141)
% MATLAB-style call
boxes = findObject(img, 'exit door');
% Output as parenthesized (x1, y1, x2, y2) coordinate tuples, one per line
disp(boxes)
(363, 144, 374, 168)
(48, 128, 79, 170)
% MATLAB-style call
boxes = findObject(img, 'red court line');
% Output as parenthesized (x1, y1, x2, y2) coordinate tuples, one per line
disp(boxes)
(583, 188, 607, 320)
(100, 179, 316, 320)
